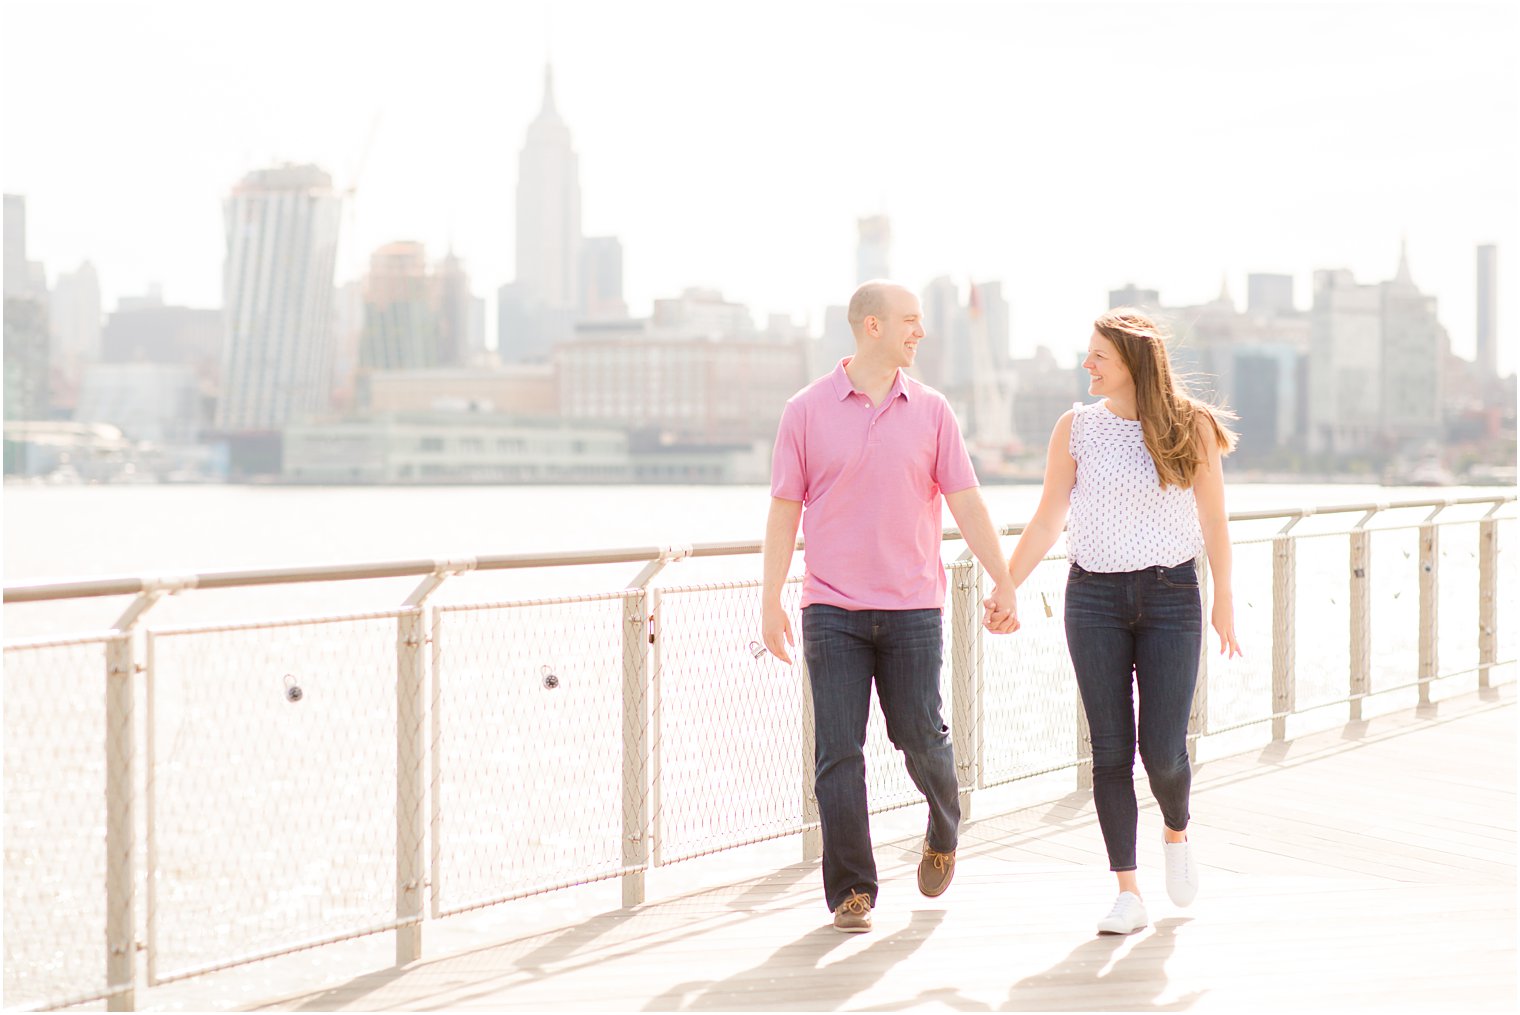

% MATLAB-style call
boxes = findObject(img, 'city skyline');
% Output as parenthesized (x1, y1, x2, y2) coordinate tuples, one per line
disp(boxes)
(2, 0, 1516, 373)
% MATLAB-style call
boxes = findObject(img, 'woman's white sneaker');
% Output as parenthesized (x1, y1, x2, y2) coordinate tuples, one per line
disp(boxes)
(1096, 891, 1148, 935)
(1164, 838, 1199, 907)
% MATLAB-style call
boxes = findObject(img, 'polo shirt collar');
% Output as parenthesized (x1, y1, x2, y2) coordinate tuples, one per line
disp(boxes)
(831, 358, 913, 402)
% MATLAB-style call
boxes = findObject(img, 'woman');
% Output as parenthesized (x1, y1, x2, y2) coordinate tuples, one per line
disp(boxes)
(1004, 308, 1240, 935)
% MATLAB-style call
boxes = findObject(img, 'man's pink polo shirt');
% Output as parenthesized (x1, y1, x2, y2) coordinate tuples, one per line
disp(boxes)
(770, 358, 980, 611)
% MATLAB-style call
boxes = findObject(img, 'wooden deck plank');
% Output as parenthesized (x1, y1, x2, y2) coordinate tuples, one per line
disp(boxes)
(233, 684, 1515, 1013)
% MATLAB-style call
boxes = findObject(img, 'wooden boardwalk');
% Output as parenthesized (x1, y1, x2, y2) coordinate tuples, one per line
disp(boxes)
(254, 685, 1515, 1012)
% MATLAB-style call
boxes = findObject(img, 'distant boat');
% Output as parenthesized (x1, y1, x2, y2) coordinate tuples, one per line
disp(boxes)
(1387, 457, 1456, 487)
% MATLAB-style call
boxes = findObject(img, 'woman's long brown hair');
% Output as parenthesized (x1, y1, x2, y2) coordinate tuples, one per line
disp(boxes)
(1094, 308, 1238, 489)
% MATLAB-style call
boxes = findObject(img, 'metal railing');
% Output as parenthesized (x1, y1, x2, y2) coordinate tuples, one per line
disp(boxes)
(2, 494, 1514, 1011)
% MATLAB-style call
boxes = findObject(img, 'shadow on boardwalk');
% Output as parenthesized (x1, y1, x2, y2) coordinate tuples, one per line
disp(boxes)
(252, 686, 1513, 1013)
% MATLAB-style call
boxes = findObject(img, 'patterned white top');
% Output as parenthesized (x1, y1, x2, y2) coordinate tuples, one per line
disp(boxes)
(1066, 400, 1204, 572)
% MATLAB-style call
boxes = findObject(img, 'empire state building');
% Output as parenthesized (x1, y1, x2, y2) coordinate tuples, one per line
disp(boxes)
(502, 65, 581, 359)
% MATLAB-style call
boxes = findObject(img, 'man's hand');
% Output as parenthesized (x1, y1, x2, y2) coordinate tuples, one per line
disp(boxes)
(982, 581, 1019, 634)
(762, 599, 796, 664)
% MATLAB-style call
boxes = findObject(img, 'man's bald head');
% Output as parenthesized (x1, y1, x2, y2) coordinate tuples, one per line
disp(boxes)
(847, 280, 913, 338)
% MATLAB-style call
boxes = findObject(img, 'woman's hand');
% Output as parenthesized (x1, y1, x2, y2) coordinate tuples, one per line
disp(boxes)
(1211, 591, 1242, 658)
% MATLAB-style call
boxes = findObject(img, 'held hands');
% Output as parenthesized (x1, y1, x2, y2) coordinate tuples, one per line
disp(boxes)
(761, 599, 795, 665)
(1211, 593, 1242, 658)
(982, 581, 1019, 635)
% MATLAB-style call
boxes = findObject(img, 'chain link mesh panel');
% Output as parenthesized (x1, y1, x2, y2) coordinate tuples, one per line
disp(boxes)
(430, 593, 632, 915)
(3, 635, 120, 1008)
(653, 581, 805, 862)
(1293, 532, 1354, 710)
(146, 612, 401, 981)
(1369, 528, 1421, 691)
(1208, 539, 1274, 729)
(1434, 521, 1480, 680)
(980, 556, 1080, 785)
(1499, 518, 1517, 674)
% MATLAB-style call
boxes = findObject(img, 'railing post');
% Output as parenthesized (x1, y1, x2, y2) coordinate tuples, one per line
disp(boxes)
(798, 629, 821, 862)
(1188, 549, 1209, 764)
(1271, 520, 1299, 741)
(950, 558, 983, 820)
(103, 585, 175, 1011)
(1479, 516, 1498, 688)
(105, 633, 136, 1011)
(395, 607, 427, 964)
(621, 587, 650, 906)
(1418, 514, 1441, 705)
(1349, 524, 1373, 721)
(395, 559, 471, 965)
(648, 590, 665, 868)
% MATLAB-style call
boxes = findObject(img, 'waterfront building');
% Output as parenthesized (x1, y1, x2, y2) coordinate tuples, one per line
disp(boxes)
(557, 334, 808, 444)
(75, 362, 202, 444)
(282, 412, 628, 484)
(217, 164, 341, 433)
(365, 363, 558, 416)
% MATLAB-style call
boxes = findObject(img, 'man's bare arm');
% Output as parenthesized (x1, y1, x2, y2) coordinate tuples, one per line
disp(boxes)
(761, 497, 804, 663)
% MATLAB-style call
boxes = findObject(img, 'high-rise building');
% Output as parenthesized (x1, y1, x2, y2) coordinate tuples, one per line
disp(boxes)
(1379, 242, 1444, 443)
(51, 260, 102, 368)
(4, 194, 50, 421)
(360, 241, 435, 372)
(1308, 268, 1383, 456)
(856, 215, 891, 284)
(1108, 283, 1161, 310)
(329, 279, 364, 412)
(4, 194, 29, 298)
(651, 287, 754, 338)
(579, 236, 627, 320)
(217, 164, 341, 432)
(102, 300, 222, 390)
(434, 248, 482, 366)
(513, 65, 581, 321)
(1247, 273, 1295, 315)
(557, 336, 808, 444)
(917, 276, 967, 391)
(1477, 244, 1497, 379)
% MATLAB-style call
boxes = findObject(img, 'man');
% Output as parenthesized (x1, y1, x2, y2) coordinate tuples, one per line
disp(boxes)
(761, 279, 1019, 934)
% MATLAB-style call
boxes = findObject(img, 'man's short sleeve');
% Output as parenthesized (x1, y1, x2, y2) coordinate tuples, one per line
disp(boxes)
(770, 399, 807, 500)
(933, 399, 979, 495)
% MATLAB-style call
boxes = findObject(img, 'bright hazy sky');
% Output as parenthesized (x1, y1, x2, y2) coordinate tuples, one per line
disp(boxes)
(4, 0, 1516, 372)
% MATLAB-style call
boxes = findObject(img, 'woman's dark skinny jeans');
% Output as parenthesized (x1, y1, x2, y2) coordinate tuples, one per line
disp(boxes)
(1064, 559, 1202, 872)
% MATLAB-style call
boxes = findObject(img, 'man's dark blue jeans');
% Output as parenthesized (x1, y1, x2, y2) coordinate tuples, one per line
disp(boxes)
(801, 604, 960, 912)
(1064, 559, 1202, 872)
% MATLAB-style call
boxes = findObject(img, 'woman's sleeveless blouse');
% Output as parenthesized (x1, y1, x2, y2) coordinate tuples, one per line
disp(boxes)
(1066, 400, 1204, 572)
